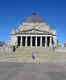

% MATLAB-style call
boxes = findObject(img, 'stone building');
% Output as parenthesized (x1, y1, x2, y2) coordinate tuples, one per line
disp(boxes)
(10, 13, 57, 48)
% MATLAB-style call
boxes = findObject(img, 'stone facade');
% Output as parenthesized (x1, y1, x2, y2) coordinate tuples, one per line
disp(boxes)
(10, 13, 57, 48)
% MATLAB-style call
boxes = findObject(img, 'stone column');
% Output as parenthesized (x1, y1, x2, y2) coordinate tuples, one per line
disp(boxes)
(30, 36, 32, 47)
(20, 36, 22, 46)
(40, 36, 42, 47)
(35, 36, 37, 47)
(50, 37, 52, 48)
(45, 36, 47, 47)
(25, 36, 27, 47)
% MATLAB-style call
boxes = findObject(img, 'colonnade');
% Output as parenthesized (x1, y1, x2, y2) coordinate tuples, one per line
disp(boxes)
(17, 36, 52, 47)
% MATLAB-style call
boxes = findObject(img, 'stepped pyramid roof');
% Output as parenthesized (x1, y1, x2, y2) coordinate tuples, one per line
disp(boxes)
(24, 13, 44, 23)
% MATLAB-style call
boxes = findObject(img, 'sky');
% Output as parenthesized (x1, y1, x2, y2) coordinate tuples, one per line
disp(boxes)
(0, 0, 66, 45)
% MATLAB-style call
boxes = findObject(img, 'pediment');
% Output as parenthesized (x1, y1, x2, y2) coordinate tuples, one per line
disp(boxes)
(15, 29, 52, 35)
(27, 29, 43, 33)
(21, 29, 44, 34)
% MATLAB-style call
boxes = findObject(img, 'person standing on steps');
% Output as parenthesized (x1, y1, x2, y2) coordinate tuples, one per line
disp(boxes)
(32, 52, 35, 64)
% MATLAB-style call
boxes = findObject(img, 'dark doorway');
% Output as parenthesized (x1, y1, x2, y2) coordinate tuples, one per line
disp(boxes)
(42, 37, 45, 47)
(27, 36, 30, 46)
(37, 37, 40, 46)
(32, 37, 36, 46)
(22, 36, 26, 46)
(47, 37, 50, 47)
(18, 36, 21, 46)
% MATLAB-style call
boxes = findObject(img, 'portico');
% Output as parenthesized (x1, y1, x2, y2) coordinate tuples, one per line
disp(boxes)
(17, 35, 52, 47)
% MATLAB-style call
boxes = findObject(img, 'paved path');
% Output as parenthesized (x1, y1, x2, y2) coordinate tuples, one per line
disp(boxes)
(0, 62, 66, 80)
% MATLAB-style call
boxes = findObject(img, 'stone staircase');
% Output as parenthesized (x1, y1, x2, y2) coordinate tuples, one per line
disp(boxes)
(15, 47, 53, 62)
(16, 47, 53, 55)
